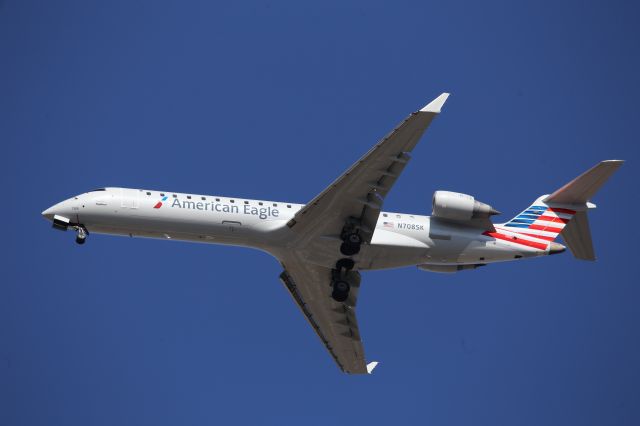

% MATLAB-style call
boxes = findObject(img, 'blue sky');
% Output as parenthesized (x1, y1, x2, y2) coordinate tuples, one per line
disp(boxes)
(1, 1, 639, 425)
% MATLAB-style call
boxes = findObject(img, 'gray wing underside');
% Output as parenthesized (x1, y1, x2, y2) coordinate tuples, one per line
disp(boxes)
(277, 94, 450, 373)
(287, 93, 450, 245)
(279, 256, 367, 374)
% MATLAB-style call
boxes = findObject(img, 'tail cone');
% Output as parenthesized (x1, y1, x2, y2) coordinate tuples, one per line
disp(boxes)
(549, 242, 566, 255)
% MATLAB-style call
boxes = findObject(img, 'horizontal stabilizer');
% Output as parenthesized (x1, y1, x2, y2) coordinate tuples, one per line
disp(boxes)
(544, 160, 623, 204)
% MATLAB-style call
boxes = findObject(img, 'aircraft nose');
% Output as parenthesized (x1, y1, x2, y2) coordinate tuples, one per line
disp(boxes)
(42, 199, 70, 221)
(42, 206, 56, 220)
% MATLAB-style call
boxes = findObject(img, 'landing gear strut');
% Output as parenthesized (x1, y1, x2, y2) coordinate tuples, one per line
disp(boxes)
(75, 226, 88, 245)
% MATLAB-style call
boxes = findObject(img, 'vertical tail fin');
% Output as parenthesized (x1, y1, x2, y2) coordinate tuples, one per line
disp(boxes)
(497, 160, 623, 259)
(560, 211, 595, 260)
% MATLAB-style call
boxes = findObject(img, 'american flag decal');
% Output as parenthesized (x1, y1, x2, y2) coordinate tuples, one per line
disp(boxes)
(485, 204, 577, 250)
(383, 221, 394, 228)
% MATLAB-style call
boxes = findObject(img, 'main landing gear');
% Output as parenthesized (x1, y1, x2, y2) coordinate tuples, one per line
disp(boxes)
(75, 226, 88, 245)
(332, 218, 363, 302)
(340, 232, 362, 256)
(331, 279, 350, 302)
(331, 258, 357, 302)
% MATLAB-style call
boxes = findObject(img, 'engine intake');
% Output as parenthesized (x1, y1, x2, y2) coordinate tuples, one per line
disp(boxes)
(432, 191, 500, 221)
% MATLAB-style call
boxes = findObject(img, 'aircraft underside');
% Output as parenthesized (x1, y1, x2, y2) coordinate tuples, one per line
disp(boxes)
(41, 92, 622, 374)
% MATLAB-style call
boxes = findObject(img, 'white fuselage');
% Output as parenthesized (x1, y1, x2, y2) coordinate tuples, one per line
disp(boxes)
(42, 187, 548, 271)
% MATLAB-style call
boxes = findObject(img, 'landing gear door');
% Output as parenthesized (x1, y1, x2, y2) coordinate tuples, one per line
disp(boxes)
(120, 188, 139, 209)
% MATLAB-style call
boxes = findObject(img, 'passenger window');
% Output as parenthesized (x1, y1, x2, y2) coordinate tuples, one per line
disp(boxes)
(273, 203, 277, 207)
(201, 197, 206, 201)
(172, 194, 177, 198)
(215, 198, 220, 202)
(258, 202, 263, 206)
(146, 192, 151, 196)
(383, 213, 388, 217)
(287, 205, 291, 208)
(230, 200, 235, 203)
(160, 193, 165, 197)
(187, 195, 192, 199)
(244, 201, 249, 205)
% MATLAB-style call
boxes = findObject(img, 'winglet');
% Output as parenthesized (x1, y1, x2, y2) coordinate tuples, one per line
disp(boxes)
(366, 361, 379, 374)
(420, 92, 450, 113)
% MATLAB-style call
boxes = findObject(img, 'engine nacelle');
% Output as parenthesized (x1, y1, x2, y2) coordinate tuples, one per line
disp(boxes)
(432, 191, 500, 221)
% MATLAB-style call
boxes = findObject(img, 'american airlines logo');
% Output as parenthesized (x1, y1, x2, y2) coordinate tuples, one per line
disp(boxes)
(154, 196, 280, 219)
(153, 196, 169, 209)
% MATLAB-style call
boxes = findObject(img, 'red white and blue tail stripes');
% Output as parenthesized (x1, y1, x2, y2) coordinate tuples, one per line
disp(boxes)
(483, 202, 576, 251)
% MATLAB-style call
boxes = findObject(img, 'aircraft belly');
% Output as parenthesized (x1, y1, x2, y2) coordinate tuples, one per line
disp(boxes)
(365, 229, 430, 270)
(361, 244, 429, 270)
(80, 208, 285, 249)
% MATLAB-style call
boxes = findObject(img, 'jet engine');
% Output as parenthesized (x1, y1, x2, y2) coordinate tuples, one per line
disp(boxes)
(431, 191, 500, 221)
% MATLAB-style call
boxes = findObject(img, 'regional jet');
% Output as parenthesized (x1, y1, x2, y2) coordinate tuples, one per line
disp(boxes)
(41, 93, 623, 374)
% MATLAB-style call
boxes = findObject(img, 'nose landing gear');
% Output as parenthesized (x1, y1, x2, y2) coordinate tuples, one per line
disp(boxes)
(75, 226, 88, 245)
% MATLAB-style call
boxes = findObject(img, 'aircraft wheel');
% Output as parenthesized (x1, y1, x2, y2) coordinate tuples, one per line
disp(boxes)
(340, 233, 361, 256)
(340, 242, 360, 256)
(345, 233, 362, 245)
(336, 258, 355, 272)
(75, 226, 87, 245)
(331, 280, 350, 302)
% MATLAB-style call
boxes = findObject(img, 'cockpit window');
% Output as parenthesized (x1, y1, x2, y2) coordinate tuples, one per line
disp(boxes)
(89, 188, 106, 192)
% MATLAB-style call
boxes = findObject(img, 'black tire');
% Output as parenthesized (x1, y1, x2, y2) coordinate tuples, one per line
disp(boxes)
(335, 258, 355, 271)
(331, 280, 350, 302)
(332, 289, 349, 302)
(334, 280, 350, 293)
(75, 236, 86, 245)
(340, 242, 360, 256)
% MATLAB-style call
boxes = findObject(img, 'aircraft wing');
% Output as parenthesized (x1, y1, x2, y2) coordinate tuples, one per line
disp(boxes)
(286, 93, 449, 243)
(279, 255, 376, 374)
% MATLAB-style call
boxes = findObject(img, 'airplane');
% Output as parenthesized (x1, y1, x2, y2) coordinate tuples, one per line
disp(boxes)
(41, 93, 623, 374)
